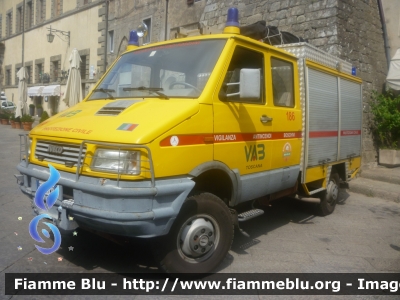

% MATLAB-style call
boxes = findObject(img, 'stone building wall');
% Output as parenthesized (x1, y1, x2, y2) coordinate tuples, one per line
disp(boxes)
(336, 0, 388, 166)
(107, 0, 388, 167)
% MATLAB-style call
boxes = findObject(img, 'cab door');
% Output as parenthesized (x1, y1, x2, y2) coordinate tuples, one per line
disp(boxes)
(213, 44, 302, 205)
(213, 44, 274, 203)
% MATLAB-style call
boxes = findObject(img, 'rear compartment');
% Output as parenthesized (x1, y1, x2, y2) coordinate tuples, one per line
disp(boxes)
(278, 43, 362, 192)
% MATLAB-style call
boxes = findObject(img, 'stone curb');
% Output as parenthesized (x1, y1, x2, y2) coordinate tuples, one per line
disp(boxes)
(359, 169, 400, 185)
(348, 178, 400, 203)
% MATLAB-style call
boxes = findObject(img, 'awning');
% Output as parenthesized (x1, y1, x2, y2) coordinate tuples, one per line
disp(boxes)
(27, 86, 45, 97)
(42, 85, 61, 97)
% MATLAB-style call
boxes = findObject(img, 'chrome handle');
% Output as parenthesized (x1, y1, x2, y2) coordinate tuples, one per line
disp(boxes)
(260, 115, 273, 123)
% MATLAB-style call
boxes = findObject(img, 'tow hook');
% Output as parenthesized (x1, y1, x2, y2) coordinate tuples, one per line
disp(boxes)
(14, 174, 24, 185)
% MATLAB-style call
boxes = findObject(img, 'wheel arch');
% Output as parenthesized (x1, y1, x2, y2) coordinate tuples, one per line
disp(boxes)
(189, 161, 239, 205)
(331, 162, 346, 182)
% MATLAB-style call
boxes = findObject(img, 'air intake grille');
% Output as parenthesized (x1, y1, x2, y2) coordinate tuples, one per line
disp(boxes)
(35, 141, 86, 167)
(96, 100, 140, 116)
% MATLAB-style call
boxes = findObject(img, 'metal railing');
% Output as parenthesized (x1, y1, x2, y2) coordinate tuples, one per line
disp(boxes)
(19, 134, 30, 167)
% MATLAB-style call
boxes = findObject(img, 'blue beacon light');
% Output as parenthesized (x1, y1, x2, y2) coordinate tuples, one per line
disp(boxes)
(129, 30, 139, 46)
(224, 7, 240, 34)
(226, 7, 240, 27)
(126, 30, 139, 51)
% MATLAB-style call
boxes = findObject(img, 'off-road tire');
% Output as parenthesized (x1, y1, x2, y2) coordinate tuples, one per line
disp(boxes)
(155, 192, 234, 274)
(317, 172, 340, 216)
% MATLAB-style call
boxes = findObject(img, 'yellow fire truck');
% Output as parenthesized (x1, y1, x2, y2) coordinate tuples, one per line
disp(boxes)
(16, 8, 362, 273)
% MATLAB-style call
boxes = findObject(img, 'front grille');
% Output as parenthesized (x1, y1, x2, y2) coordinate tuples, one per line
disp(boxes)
(35, 141, 87, 167)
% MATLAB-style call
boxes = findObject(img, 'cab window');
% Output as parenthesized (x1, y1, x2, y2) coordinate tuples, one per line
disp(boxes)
(220, 46, 264, 104)
(271, 57, 294, 107)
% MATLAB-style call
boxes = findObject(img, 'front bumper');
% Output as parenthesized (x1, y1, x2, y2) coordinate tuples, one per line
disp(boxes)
(16, 162, 195, 238)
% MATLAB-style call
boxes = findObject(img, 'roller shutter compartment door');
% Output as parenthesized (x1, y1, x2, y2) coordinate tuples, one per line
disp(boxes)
(339, 79, 362, 160)
(307, 68, 339, 167)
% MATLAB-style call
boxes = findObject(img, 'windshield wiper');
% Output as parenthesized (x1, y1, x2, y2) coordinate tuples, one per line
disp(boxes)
(93, 88, 115, 99)
(123, 86, 169, 99)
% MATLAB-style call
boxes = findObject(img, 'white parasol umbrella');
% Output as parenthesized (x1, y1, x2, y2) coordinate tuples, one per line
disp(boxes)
(386, 48, 400, 90)
(16, 67, 29, 117)
(63, 48, 83, 107)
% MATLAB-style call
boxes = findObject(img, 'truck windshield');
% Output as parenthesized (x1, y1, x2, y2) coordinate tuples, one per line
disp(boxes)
(89, 39, 227, 100)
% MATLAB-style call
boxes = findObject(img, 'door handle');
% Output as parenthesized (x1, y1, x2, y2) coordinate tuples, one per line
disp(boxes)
(260, 115, 273, 123)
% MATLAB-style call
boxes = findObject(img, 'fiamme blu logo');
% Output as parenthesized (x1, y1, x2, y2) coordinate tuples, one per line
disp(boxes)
(28, 164, 62, 255)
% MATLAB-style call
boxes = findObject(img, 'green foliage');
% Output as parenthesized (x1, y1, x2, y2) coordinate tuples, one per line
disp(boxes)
(20, 114, 34, 122)
(0, 109, 12, 119)
(36, 104, 43, 109)
(39, 111, 50, 123)
(29, 104, 35, 108)
(370, 91, 400, 149)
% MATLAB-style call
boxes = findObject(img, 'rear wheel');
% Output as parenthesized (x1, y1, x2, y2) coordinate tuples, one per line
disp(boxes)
(317, 172, 340, 216)
(156, 192, 233, 273)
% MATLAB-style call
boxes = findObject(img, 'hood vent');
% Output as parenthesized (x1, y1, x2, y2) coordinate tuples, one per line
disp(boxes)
(96, 100, 141, 116)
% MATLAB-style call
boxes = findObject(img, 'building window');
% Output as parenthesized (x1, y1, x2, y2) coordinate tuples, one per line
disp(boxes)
(108, 30, 114, 53)
(83, 0, 89, 4)
(15, 65, 22, 85)
(26, 1, 34, 29)
(50, 55, 61, 82)
(5, 67, 12, 86)
(26, 65, 32, 84)
(6, 11, 13, 37)
(35, 60, 47, 83)
(142, 18, 151, 44)
(80, 55, 87, 79)
(37, 0, 46, 23)
(78, 49, 90, 80)
(52, 0, 63, 18)
(17, 6, 23, 33)
(52, 61, 59, 82)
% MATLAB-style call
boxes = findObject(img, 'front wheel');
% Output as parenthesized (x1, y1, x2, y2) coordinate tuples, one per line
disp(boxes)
(156, 193, 233, 273)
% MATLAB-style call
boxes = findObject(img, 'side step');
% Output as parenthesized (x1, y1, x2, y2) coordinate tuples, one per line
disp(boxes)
(238, 209, 264, 222)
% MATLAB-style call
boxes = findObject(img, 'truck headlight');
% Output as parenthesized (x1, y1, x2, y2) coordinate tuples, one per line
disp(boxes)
(91, 149, 140, 175)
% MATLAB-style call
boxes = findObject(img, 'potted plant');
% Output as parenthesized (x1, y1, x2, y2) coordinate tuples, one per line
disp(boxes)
(40, 110, 50, 123)
(0, 109, 10, 125)
(36, 104, 43, 117)
(15, 116, 22, 129)
(21, 114, 34, 131)
(29, 104, 35, 116)
(370, 91, 400, 167)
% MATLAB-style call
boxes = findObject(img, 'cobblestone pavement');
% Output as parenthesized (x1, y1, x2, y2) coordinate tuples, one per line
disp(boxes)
(0, 125, 399, 300)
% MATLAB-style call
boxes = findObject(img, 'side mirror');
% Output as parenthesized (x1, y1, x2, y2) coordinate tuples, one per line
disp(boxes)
(225, 68, 261, 100)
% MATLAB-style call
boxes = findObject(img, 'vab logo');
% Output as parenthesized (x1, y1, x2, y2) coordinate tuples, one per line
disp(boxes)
(29, 164, 62, 255)
(244, 144, 265, 162)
